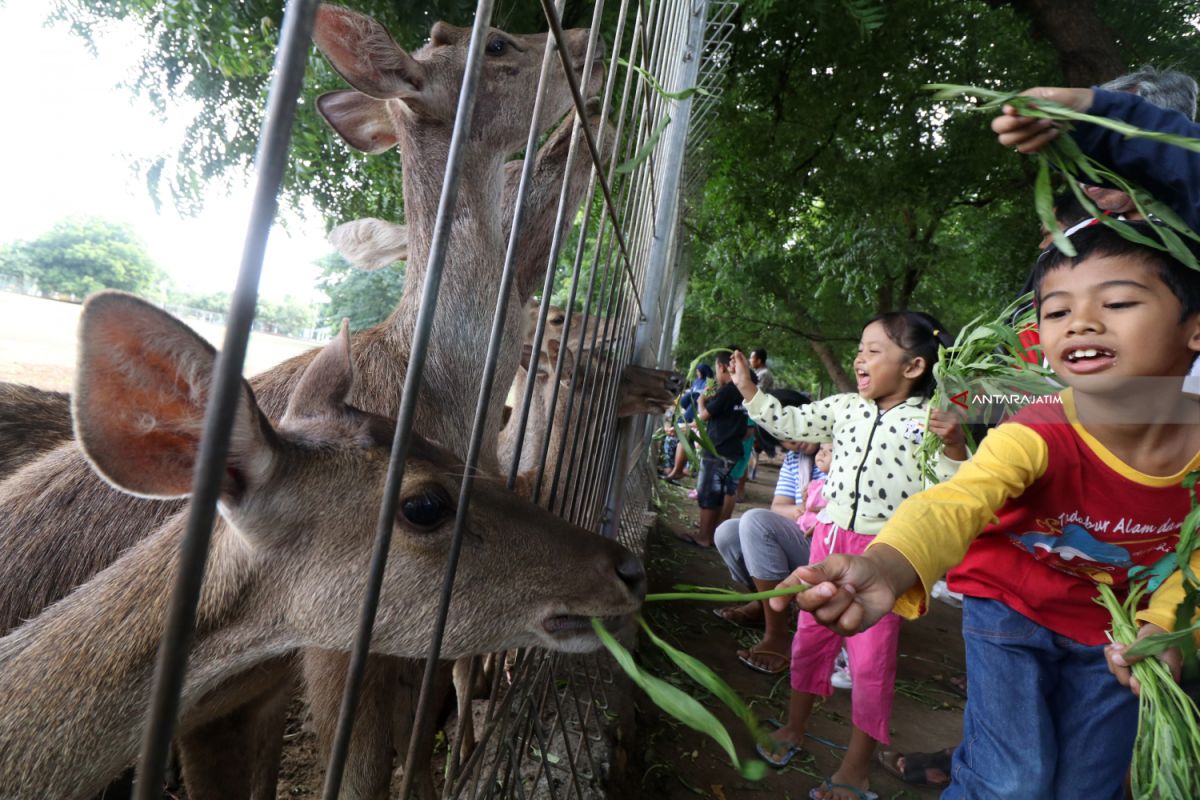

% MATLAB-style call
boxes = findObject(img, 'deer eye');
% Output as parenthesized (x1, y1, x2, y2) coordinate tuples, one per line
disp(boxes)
(399, 487, 454, 531)
(549, 315, 565, 325)
(485, 36, 507, 55)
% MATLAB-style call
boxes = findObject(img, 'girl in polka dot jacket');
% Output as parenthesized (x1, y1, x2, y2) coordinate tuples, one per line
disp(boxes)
(729, 311, 967, 800)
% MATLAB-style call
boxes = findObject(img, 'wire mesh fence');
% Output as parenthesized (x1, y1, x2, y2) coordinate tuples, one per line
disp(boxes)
(10, 0, 733, 797)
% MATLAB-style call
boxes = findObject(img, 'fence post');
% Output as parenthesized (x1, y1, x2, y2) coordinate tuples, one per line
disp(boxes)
(602, 0, 709, 538)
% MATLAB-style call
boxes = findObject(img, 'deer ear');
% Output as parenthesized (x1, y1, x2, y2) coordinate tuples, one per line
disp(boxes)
(318, 91, 399, 155)
(313, 4, 426, 99)
(73, 292, 276, 501)
(284, 319, 353, 420)
(328, 218, 409, 269)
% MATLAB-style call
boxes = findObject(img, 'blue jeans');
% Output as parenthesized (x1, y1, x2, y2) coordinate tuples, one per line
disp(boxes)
(695, 456, 737, 509)
(944, 597, 1138, 800)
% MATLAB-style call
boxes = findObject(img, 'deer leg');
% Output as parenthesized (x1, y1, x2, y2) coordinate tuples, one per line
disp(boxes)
(177, 658, 298, 800)
(178, 703, 261, 800)
(391, 659, 454, 800)
(304, 649, 398, 800)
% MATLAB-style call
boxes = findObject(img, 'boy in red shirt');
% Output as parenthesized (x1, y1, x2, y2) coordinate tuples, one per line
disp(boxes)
(772, 221, 1200, 800)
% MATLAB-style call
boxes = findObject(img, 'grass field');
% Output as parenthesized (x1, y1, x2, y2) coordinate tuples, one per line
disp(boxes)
(0, 291, 318, 391)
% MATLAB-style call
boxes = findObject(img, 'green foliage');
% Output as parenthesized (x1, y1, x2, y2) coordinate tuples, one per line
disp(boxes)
(51, 0, 622, 223)
(315, 251, 405, 333)
(0, 216, 168, 300)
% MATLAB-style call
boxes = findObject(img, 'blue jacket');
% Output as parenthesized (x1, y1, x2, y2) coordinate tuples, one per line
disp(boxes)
(1072, 88, 1200, 232)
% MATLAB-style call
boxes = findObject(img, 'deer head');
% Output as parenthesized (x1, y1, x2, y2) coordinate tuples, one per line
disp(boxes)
(0, 292, 643, 798)
(312, 4, 603, 173)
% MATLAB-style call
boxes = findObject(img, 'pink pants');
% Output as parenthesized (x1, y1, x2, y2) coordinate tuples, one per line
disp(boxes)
(791, 522, 901, 744)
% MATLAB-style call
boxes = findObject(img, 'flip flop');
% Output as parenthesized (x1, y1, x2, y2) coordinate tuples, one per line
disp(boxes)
(876, 747, 953, 787)
(737, 647, 788, 675)
(808, 778, 878, 800)
(755, 737, 803, 767)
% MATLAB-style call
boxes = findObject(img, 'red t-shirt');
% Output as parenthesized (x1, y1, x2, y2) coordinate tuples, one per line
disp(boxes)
(948, 401, 1196, 645)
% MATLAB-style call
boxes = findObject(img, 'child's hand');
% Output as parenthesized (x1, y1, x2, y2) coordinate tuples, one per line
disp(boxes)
(1105, 623, 1183, 697)
(990, 87, 1094, 154)
(729, 350, 757, 400)
(928, 408, 967, 461)
(767, 546, 913, 636)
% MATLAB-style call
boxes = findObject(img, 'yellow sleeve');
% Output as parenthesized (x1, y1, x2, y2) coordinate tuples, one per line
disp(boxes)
(744, 391, 845, 442)
(1137, 548, 1200, 636)
(866, 423, 1049, 619)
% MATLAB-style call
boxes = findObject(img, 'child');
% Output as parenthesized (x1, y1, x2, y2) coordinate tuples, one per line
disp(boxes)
(680, 350, 749, 547)
(773, 221, 1200, 800)
(728, 313, 966, 800)
(796, 442, 832, 537)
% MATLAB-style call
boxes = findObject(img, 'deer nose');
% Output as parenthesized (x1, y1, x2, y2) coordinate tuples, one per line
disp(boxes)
(615, 551, 646, 600)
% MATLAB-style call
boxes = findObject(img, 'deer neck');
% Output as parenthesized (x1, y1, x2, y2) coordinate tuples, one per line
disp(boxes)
(0, 517, 279, 799)
(373, 125, 521, 462)
(393, 126, 508, 302)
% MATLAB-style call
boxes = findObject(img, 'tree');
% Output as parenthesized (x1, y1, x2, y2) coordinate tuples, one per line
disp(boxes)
(315, 252, 406, 333)
(674, 0, 1200, 390)
(52, 0, 617, 224)
(0, 216, 168, 300)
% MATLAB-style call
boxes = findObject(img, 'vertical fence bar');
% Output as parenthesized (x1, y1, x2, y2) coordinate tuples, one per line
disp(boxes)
(603, 0, 707, 539)
(319, 1, 497, 796)
(131, 2, 319, 796)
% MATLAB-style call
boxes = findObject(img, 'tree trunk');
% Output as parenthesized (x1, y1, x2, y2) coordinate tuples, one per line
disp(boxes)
(1005, 0, 1123, 86)
(810, 339, 856, 393)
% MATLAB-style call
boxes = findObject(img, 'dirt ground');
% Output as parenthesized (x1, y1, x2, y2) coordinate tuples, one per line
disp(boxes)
(0, 291, 316, 390)
(627, 460, 966, 800)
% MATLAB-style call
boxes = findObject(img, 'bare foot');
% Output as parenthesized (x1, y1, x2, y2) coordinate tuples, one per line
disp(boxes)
(715, 601, 762, 627)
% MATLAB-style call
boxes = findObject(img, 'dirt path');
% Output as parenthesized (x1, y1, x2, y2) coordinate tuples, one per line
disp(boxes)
(627, 461, 965, 800)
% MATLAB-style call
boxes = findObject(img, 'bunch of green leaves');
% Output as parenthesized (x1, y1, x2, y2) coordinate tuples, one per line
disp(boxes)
(915, 293, 1058, 483)
(1094, 471, 1200, 798)
(926, 84, 1200, 272)
(590, 583, 809, 779)
(1125, 471, 1200, 676)
(1097, 578, 1200, 798)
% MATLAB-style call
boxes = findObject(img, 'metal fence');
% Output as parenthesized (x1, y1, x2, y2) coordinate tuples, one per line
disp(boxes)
(129, 0, 735, 798)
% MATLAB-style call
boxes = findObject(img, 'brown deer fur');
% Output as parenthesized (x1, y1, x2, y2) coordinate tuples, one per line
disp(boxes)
(0, 292, 643, 800)
(0, 4, 607, 798)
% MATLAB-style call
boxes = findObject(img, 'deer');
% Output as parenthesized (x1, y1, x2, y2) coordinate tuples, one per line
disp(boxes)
(500, 302, 682, 509)
(0, 382, 72, 481)
(0, 291, 643, 800)
(0, 4, 610, 798)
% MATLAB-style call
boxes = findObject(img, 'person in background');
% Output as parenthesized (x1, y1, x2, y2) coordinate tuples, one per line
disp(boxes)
(661, 363, 714, 481)
(677, 350, 749, 547)
(751, 348, 776, 392)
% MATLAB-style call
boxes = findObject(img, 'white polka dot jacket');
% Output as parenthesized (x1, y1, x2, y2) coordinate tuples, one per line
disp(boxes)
(745, 391, 963, 535)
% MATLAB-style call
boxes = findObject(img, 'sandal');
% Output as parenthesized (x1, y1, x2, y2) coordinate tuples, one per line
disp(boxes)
(737, 646, 789, 675)
(876, 747, 953, 788)
(713, 604, 763, 628)
(756, 737, 803, 767)
(808, 778, 878, 800)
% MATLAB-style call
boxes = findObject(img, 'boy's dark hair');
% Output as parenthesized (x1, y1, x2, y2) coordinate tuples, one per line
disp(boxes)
(751, 348, 768, 363)
(867, 311, 954, 398)
(714, 349, 733, 367)
(1032, 221, 1200, 320)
